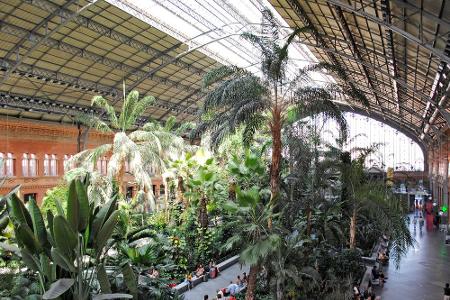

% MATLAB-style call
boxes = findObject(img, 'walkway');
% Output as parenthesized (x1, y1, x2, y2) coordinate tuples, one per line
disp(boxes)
(182, 263, 249, 300)
(375, 212, 450, 299)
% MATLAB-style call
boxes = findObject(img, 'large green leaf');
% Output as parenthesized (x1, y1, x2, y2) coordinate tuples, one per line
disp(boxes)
(16, 223, 43, 253)
(95, 210, 119, 252)
(75, 180, 89, 232)
(66, 180, 79, 232)
(122, 263, 138, 299)
(51, 248, 75, 272)
(42, 278, 74, 299)
(53, 216, 77, 260)
(21, 248, 40, 272)
(28, 199, 48, 250)
(6, 193, 32, 228)
(91, 198, 116, 241)
(97, 264, 112, 293)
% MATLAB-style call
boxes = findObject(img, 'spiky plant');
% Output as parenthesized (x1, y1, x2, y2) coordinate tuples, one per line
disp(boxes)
(69, 90, 186, 210)
(192, 10, 368, 205)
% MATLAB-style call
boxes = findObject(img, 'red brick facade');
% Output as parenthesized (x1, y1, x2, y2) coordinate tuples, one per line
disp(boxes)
(0, 117, 162, 204)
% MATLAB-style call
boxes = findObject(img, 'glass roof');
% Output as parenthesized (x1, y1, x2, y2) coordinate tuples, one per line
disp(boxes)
(116, 0, 333, 84)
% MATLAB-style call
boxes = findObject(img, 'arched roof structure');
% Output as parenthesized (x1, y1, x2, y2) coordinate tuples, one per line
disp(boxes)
(269, 0, 450, 146)
(0, 0, 220, 124)
(0, 0, 449, 148)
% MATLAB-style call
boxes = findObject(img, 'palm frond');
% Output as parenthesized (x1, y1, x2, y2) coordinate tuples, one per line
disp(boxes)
(92, 95, 119, 129)
(125, 94, 155, 130)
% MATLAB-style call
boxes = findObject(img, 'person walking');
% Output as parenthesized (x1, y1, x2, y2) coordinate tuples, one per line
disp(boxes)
(444, 283, 450, 300)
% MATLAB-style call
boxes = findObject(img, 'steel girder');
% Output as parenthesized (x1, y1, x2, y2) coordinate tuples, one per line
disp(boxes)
(286, 0, 380, 110)
(0, 21, 198, 95)
(28, 0, 205, 76)
(0, 91, 151, 125)
(333, 5, 385, 113)
(320, 0, 450, 65)
(1, 0, 99, 84)
(0, 60, 198, 116)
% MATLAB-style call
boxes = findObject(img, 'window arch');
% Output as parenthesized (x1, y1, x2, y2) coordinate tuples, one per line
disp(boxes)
(5, 153, 14, 177)
(22, 153, 29, 177)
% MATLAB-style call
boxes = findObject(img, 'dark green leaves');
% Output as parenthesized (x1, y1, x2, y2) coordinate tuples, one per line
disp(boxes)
(67, 180, 90, 232)
(53, 216, 77, 260)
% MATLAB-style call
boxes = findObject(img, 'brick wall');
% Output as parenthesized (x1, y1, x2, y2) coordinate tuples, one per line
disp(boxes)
(0, 117, 162, 204)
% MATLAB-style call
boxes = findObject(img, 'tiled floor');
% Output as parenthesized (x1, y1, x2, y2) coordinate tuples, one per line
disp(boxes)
(375, 212, 450, 299)
(182, 263, 249, 300)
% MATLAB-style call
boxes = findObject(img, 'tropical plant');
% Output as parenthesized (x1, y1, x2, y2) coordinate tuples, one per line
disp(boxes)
(69, 89, 186, 210)
(5, 179, 128, 299)
(223, 185, 279, 300)
(40, 184, 68, 216)
(192, 10, 368, 205)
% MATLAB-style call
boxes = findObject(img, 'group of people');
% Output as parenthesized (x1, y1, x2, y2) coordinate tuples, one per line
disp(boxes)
(353, 281, 381, 300)
(377, 236, 390, 265)
(184, 261, 219, 290)
(205, 272, 247, 300)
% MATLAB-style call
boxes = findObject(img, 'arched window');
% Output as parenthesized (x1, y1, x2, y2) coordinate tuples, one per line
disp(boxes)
(22, 153, 29, 177)
(5, 153, 14, 176)
(0, 153, 4, 177)
(29, 154, 37, 176)
(21, 153, 37, 177)
(43, 154, 50, 176)
(50, 154, 57, 176)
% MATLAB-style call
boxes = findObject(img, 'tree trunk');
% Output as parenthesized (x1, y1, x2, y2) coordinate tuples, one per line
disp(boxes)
(270, 109, 282, 206)
(198, 196, 208, 229)
(349, 207, 357, 249)
(116, 162, 125, 196)
(306, 204, 312, 236)
(245, 264, 259, 300)
(176, 176, 185, 204)
(164, 179, 169, 219)
(276, 278, 283, 300)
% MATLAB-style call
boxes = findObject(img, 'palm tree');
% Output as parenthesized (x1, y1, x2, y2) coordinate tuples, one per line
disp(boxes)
(193, 9, 367, 205)
(223, 186, 280, 300)
(69, 90, 185, 210)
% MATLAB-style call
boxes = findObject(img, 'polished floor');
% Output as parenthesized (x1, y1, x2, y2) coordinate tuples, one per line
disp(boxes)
(375, 212, 450, 299)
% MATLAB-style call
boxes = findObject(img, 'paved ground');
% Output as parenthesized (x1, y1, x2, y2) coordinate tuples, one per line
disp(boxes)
(182, 263, 249, 300)
(375, 211, 450, 299)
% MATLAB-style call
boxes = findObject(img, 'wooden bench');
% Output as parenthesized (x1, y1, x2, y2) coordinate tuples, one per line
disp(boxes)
(173, 255, 241, 293)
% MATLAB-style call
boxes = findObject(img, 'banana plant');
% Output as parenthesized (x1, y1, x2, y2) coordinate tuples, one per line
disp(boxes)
(6, 179, 131, 300)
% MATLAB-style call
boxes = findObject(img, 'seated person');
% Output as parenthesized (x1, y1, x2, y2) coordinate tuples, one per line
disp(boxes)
(242, 272, 248, 283)
(377, 251, 388, 262)
(184, 273, 193, 290)
(371, 266, 387, 282)
(196, 264, 205, 277)
(227, 281, 239, 295)
(148, 268, 159, 278)
(237, 275, 244, 287)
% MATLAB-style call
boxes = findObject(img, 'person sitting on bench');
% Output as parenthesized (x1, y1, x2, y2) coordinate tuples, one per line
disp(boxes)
(372, 266, 387, 282)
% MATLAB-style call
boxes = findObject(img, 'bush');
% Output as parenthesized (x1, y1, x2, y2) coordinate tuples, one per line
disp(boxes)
(40, 183, 68, 215)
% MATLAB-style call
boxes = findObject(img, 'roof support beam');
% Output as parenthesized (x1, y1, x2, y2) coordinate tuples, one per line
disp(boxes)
(286, 0, 372, 109)
(0, 59, 198, 115)
(28, 0, 205, 76)
(0, 21, 198, 95)
(0, 0, 98, 84)
(297, 40, 435, 107)
(333, 5, 385, 113)
(320, 0, 450, 65)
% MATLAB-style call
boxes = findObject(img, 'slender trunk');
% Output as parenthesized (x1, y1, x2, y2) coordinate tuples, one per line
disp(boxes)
(176, 176, 185, 204)
(229, 182, 236, 201)
(164, 179, 169, 219)
(245, 264, 259, 300)
(198, 196, 208, 229)
(349, 207, 357, 249)
(276, 278, 283, 300)
(116, 162, 125, 196)
(306, 204, 312, 236)
(80, 127, 90, 151)
(269, 109, 282, 206)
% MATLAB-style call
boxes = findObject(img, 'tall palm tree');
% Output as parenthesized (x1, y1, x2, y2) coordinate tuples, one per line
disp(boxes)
(223, 186, 280, 300)
(69, 90, 185, 210)
(193, 10, 367, 205)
